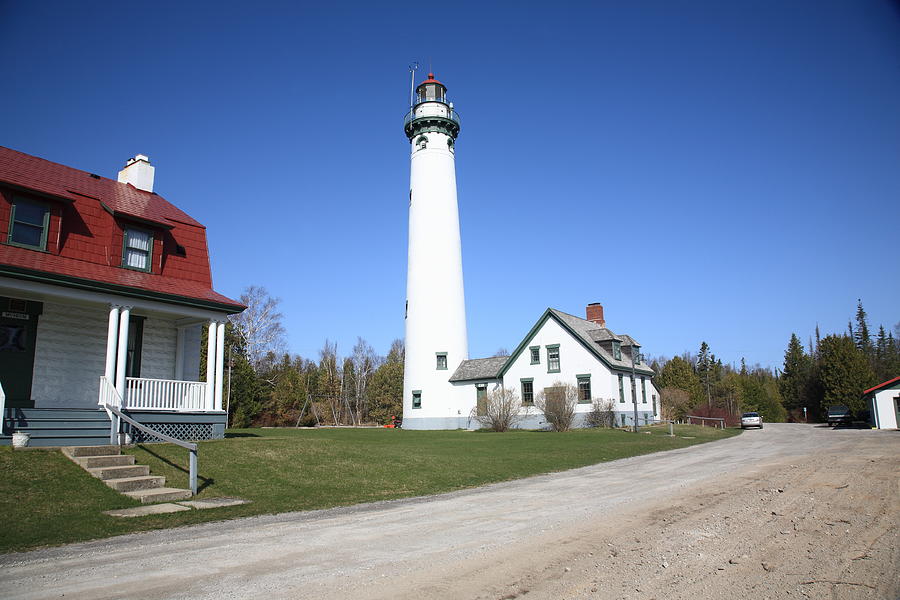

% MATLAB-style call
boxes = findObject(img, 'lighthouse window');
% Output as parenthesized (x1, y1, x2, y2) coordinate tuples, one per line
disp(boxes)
(436, 352, 447, 370)
(415, 135, 428, 151)
(412, 390, 422, 409)
(546, 345, 560, 373)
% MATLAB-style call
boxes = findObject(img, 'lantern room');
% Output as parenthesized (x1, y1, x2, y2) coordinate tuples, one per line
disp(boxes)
(415, 73, 447, 106)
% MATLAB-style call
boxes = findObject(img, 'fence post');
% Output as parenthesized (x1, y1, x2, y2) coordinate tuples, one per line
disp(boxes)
(669, 421, 674, 436)
(189, 448, 198, 495)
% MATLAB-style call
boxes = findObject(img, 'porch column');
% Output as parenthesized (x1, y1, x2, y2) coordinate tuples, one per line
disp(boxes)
(114, 306, 132, 402)
(205, 320, 217, 410)
(104, 304, 120, 382)
(214, 321, 226, 411)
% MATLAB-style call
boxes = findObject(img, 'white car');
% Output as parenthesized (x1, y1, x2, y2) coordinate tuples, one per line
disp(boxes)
(741, 412, 763, 429)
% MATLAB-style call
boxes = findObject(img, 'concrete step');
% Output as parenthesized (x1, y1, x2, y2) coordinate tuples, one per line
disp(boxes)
(88, 464, 149, 480)
(73, 454, 135, 469)
(105, 475, 166, 492)
(62, 445, 121, 458)
(124, 487, 193, 504)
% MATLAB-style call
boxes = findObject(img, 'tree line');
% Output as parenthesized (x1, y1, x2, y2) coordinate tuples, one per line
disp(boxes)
(208, 287, 405, 428)
(654, 301, 899, 424)
(219, 289, 896, 428)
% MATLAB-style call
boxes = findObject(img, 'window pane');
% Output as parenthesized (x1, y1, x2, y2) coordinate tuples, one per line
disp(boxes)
(127, 229, 151, 251)
(14, 201, 47, 226)
(11, 223, 43, 247)
(126, 249, 148, 270)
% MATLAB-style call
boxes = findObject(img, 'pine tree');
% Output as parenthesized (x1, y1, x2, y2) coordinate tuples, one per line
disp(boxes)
(854, 300, 872, 356)
(780, 333, 812, 413)
(818, 334, 876, 415)
(656, 356, 703, 407)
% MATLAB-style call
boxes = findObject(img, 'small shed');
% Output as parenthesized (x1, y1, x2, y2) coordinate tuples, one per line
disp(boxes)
(863, 376, 900, 430)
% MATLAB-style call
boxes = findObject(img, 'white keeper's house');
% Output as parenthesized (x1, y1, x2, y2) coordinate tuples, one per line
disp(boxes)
(0, 146, 244, 446)
(400, 72, 659, 429)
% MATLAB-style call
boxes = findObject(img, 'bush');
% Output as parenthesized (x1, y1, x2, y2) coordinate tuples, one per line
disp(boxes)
(585, 398, 616, 428)
(536, 382, 578, 432)
(471, 387, 529, 432)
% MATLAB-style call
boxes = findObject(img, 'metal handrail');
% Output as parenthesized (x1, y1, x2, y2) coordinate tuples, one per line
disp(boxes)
(104, 403, 199, 495)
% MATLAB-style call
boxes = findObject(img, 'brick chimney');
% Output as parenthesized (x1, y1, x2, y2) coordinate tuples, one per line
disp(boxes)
(117, 154, 155, 192)
(586, 303, 605, 327)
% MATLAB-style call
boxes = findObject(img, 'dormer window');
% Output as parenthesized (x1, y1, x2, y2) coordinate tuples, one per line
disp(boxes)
(612, 341, 622, 361)
(8, 197, 49, 250)
(122, 227, 153, 272)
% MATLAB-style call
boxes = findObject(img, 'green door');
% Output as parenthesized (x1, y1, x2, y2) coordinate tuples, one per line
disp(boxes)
(476, 385, 487, 417)
(0, 298, 43, 408)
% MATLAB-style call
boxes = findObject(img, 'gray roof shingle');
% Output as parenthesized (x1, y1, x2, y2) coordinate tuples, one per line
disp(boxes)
(548, 309, 654, 375)
(449, 356, 507, 382)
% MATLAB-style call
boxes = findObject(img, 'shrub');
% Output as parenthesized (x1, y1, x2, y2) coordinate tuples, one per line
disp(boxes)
(536, 382, 578, 432)
(471, 387, 529, 432)
(585, 398, 616, 428)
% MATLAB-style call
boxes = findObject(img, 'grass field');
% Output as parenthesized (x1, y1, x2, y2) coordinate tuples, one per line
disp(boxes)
(1, 424, 739, 553)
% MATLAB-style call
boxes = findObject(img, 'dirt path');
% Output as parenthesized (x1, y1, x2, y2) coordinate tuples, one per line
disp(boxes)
(2, 424, 897, 600)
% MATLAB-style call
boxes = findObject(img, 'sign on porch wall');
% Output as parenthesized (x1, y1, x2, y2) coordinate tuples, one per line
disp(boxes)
(2, 312, 30, 320)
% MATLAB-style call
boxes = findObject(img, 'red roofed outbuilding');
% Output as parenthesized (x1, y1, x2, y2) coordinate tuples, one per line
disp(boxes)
(1, 146, 244, 446)
(862, 376, 900, 429)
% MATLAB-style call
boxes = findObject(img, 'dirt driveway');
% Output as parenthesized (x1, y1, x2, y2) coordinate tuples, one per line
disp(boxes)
(1, 424, 897, 600)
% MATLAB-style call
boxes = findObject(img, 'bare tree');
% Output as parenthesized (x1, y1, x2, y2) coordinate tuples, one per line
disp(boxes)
(535, 382, 578, 431)
(660, 386, 692, 420)
(493, 347, 510, 357)
(229, 286, 287, 369)
(471, 386, 529, 432)
(350, 337, 378, 422)
(585, 398, 616, 428)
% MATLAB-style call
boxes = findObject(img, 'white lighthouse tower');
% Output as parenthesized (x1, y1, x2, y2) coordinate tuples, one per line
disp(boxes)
(402, 73, 468, 429)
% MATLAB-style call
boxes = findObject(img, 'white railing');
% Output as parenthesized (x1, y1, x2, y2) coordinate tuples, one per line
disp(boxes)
(98, 376, 123, 409)
(99, 376, 124, 444)
(0, 380, 6, 435)
(125, 377, 207, 412)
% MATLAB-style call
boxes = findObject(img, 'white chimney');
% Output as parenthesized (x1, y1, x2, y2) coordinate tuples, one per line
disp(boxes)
(117, 154, 155, 192)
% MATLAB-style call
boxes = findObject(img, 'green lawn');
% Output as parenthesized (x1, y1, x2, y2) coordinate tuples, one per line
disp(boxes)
(1, 424, 739, 553)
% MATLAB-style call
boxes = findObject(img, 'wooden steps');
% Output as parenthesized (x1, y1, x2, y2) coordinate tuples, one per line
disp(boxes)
(62, 445, 192, 504)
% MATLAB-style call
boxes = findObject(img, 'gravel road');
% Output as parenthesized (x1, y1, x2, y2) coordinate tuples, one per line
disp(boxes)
(2, 424, 897, 600)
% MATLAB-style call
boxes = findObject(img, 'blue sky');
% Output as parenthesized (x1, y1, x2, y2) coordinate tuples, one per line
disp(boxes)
(2, 1, 898, 369)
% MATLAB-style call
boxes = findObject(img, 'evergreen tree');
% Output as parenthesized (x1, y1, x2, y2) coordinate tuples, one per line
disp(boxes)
(854, 300, 872, 356)
(656, 356, 703, 406)
(818, 334, 875, 415)
(368, 347, 404, 424)
(779, 333, 812, 413)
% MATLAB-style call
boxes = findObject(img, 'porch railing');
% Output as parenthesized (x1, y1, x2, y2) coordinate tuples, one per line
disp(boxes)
(0, 381, 6, 435)
(125, 378, 207, 411)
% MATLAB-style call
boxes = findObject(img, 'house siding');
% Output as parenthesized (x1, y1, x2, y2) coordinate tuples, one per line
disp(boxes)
(139, 315, 177, 380)
(31, 302, 107, 408)
(30, 301, 178, 409)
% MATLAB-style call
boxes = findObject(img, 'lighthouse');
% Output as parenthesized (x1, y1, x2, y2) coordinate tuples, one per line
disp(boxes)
(402, 73, 468, 429)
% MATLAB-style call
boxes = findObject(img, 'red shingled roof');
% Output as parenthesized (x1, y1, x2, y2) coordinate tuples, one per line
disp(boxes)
(0, 146, 243, 312)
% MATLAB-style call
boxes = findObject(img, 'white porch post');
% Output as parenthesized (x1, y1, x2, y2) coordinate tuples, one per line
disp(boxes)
(206, 320, 217, 410)
(214, 321, 225, 411)
(174, 326, 186, 381)
(104, 304, 120, 381)
(115, 306, 132, 402)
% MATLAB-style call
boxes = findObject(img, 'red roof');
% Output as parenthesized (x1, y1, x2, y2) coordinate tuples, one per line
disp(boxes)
(0, 146, 243, 312)
(418, 72, 444, 87)
(862, 376, 900, 396)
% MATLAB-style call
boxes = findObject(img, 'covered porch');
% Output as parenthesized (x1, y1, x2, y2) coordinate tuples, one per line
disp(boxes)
(1, 277, 237, 445)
